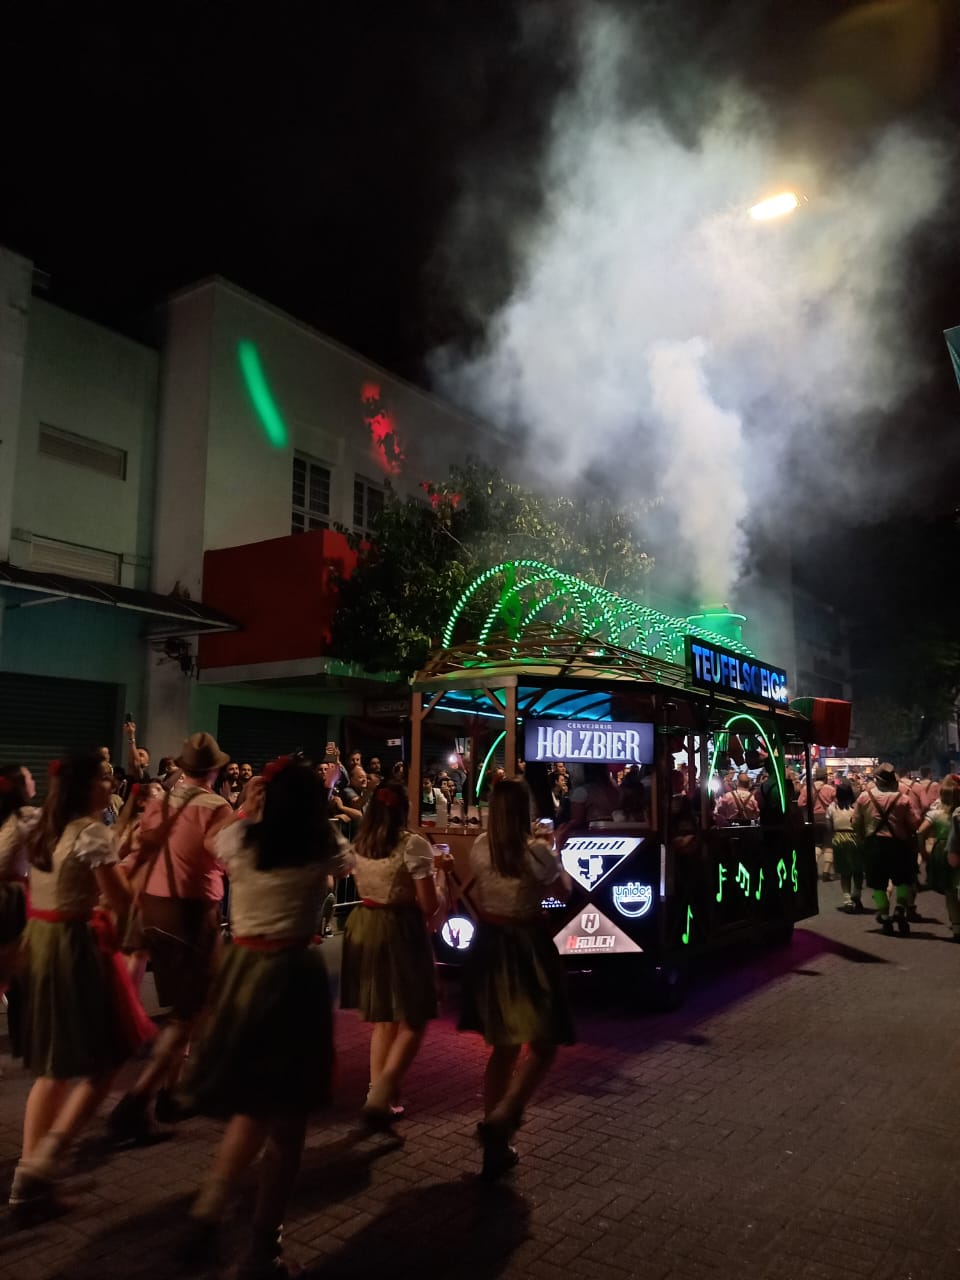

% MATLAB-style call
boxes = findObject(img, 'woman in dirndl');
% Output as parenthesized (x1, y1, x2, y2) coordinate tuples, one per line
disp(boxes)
(177, 757, 342, 1280)
(917, 777, 960, 938)
(0, 764, 39, 993)
(8, 752, 150, 1221)
(828, 781, 864, 913)
(340, 780, 438, 1127)
(459, 778, 574, 1178)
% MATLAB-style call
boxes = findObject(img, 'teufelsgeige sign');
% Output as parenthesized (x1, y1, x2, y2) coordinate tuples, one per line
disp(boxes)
(685, 637, 789, 706)
(525, 721, 654, 766)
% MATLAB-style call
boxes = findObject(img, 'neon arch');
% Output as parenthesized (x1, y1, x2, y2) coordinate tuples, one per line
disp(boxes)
(443, 560, 755, 663)
(708, 712, 787, 814)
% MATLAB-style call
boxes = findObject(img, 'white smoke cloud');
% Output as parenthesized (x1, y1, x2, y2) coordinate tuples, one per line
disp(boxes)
(431, 4, 947, 604)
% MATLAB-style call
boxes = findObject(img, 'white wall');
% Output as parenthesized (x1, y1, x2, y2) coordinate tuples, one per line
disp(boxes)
(199, 280, 502, 552)
(151, 285, 215, 596)
(12, 298, 158, 586)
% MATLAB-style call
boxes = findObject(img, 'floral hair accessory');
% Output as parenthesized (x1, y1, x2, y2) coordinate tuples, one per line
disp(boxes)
(47, 760, 62, 779)
(376, 787, 400, 808)
(263, 755, 293, 783)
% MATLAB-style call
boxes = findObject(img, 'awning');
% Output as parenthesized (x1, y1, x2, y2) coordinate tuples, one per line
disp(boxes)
(0, 562, 239, 638)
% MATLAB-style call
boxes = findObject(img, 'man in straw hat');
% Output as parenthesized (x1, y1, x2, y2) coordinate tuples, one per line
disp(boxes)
(853, 762, 921, 936)
(109, 732, 234, 1143)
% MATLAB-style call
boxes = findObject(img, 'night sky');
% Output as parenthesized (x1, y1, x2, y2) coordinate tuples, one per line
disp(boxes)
(5, 3, 955, 370)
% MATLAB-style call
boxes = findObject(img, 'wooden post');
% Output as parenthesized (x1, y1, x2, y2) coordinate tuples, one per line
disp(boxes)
(504, 684, 517, 777)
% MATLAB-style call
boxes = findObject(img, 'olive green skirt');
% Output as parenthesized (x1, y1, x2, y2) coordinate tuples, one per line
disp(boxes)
(179, 941, 334, 1118)
(831, 831, 863, 880)
(927, 845, 960, 897)
(13, 918, 125, 1079)
(459, 920, 575, 1048)
(340, 903, 437, 1029)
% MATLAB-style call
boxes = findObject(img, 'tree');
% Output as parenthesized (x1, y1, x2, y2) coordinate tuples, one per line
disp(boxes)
(331, 462, 655, 674)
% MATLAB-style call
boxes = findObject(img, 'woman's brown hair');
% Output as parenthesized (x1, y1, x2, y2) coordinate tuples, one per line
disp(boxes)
(353, 780, 410, 860)
(486, 778, 534, 878)
(26, 751, 105, 872)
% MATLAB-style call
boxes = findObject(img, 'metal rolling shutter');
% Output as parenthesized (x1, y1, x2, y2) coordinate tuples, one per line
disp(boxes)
(0, 672, 120, 794)
(216, 706, 329, 773)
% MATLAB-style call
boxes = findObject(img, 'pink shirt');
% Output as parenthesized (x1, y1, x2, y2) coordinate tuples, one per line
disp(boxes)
(714, 788, 759, 826)
(853, 788, 918, 843)
(137, 784, 232, 902)
(798, 782, 836, 816)
(912, 779, 939, 814)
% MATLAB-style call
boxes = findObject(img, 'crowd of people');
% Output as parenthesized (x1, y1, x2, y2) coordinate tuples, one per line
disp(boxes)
(0, 728, 573, 1279)
(3, 721, 959, 1275)
(711, 761, 960, 937)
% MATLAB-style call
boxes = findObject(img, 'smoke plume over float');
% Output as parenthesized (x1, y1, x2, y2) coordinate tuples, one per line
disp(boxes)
(430, 5, 948, 606)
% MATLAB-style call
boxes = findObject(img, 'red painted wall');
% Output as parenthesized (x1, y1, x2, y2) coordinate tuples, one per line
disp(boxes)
(198, 529, 358, 670)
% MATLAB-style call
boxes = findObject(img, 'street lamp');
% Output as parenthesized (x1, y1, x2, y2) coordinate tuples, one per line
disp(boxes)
(748, 191, 800, 221)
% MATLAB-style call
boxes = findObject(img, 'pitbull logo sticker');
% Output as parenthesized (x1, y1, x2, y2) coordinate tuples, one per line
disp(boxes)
(561, 836, 643, 892)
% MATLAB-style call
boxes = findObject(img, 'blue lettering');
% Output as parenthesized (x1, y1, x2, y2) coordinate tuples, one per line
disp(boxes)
(691, 644, 704, 679)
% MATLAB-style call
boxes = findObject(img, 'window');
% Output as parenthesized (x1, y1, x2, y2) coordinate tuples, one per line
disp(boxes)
(353, 476, 384, 535)
(38, 424, 127, 480)
(30, 537, 120, 584)
(291, 454, 331, 534)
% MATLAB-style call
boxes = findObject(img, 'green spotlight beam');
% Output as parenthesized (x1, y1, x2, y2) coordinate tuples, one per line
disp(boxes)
(238, 340, 288, 448)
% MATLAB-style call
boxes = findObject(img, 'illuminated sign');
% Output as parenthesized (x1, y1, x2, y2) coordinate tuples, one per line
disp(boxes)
(525, 720, 654, 765)
(553, 907, 642, 955)
(561, 835, 642, 892)
(440, 916, 476, 951)
(685, 637, 788, 706)
(541, 896, 566, 910)
(612, 882, 654, 918)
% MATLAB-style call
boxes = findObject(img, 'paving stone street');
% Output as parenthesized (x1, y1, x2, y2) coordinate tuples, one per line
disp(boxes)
(2, 881, 958, 1280)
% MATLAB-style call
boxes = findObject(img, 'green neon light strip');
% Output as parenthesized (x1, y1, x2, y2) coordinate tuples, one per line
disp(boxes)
(475, 730, 507, 800)
(442, 560, 755, 660)
(707, 713, 786, 815)
(238, 341, 289, 448)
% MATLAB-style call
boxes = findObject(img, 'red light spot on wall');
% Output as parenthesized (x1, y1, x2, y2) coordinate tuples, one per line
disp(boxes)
(362, 384, 405, 475)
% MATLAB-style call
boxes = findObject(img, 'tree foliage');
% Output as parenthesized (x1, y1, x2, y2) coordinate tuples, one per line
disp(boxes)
(331, 462, 655, 674)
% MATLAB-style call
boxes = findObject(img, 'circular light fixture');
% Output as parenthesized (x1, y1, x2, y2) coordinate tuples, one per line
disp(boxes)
(440, 916, 476, 951)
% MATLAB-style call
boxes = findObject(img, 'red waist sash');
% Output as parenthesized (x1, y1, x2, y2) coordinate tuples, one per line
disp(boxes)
(28, 907, 90, 923)
(233, 934, 309, 952)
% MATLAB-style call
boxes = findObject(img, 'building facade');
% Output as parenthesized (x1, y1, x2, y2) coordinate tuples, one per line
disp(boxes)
(0, 248, 501, 775)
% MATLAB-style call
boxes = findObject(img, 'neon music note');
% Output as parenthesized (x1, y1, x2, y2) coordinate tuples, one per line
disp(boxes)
(682, 904, 693, 945)
(716, 863, 728, 903)
(736, 862, 750, 896)
(791, 849, 799, 893)
(776, 858, 787, 889)
(755, 868, 764, 900)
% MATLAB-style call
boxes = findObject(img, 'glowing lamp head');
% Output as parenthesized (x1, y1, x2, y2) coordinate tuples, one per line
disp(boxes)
(748, 191, 800, 221)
